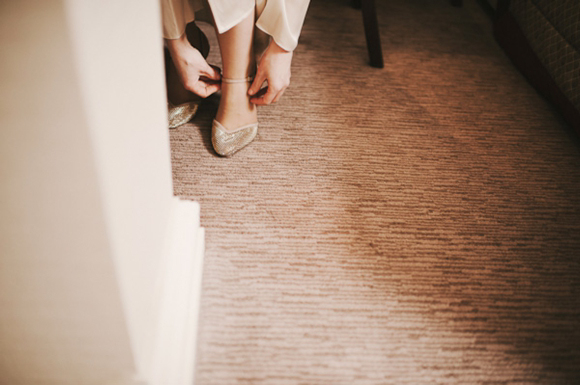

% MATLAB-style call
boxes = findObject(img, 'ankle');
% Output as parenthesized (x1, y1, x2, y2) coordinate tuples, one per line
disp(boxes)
(220, 82, 251, 103)
(217, 83, 257, 128)
(222, 67, 255, 80)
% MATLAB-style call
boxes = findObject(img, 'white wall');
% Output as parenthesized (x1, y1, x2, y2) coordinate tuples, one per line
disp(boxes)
(0, 1, 136, 383)
(0, 0, 196, 383)
(64, 0, 175, 376)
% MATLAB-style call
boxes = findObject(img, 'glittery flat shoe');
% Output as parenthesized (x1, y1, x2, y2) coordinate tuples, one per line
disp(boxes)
(211, 77, 258, 156)
(212, 119, 258, 157)
(168, 101, 200, 129)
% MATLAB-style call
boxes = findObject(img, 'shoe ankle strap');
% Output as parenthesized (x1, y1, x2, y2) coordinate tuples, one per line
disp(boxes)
(221, 76, 254, 84)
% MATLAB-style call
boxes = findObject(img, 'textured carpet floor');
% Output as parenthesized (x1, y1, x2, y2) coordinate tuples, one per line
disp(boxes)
(169, 0, 580, 383)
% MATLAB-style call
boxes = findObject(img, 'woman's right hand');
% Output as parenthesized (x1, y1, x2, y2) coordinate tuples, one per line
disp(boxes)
(165, 32, 222, 98)
(248, 39, 293, 105)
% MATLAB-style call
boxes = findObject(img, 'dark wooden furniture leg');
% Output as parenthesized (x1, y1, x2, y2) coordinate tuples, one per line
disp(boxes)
(361, 0, 384, 68)
(453, 0, 497, 21)
(496, 0, 511, 15)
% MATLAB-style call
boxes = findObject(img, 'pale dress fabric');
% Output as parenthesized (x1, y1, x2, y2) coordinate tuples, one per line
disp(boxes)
(160, 0, 309, 51)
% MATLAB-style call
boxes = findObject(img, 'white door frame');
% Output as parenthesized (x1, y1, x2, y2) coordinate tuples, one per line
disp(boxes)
(0, 1, 205, 384)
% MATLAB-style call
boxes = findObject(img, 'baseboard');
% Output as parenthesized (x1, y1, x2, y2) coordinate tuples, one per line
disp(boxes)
(148, 197, 205, 385)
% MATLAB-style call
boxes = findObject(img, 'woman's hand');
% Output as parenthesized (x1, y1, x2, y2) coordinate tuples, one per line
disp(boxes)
(166, 32, 221, 98)
(248, 40, 293, 105)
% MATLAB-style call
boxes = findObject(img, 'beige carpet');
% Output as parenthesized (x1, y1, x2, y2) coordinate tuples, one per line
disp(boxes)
(169, 0, 580, 383)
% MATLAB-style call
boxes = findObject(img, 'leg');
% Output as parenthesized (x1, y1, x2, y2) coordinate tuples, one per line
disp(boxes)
(361, 0, 384, 68)
(214, 9, 257, 130)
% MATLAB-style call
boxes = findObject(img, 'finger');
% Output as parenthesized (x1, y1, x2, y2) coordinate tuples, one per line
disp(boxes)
(272, 89, 285, 103)
(210, 64, 222, 75)
(262, 84, 280, 104)
(204, 82, 221, 95)
(200, 66, 222, 84)
(203, 82, 221, 96)
(189, 81, 210, 98)
(199, 75, 221, 85)
(200, 62, 221, 80)
(248, 72, 266, 96)
(190, 80, 220, 98)
(251, 87, 268, 99)
(251, 86, 277, 105)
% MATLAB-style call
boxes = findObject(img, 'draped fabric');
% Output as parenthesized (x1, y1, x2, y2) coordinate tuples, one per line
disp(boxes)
(160, 0, 202, 40)
(160, 0, 309, 51)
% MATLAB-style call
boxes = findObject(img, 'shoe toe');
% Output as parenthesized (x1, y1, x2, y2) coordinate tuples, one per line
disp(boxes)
(168, 101, 199, 129)
(212, 120, 258, 157)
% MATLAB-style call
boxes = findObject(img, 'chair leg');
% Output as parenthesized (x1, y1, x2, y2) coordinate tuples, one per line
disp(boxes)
(361, 0, 384, 68)
(496, 0, 511, 15)
(454, 0, 496, 20)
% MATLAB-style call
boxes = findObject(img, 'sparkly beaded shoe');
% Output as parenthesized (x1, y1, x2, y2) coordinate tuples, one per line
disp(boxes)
(212, 77, 258, 157)
(168, 100, 200, 129)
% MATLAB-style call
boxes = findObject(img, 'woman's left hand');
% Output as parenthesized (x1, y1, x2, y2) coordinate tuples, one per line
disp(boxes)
(248, 40, 293, 105)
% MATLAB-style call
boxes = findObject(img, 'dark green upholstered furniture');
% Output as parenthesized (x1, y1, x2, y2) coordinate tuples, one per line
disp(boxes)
(495, 0, 580, 133)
